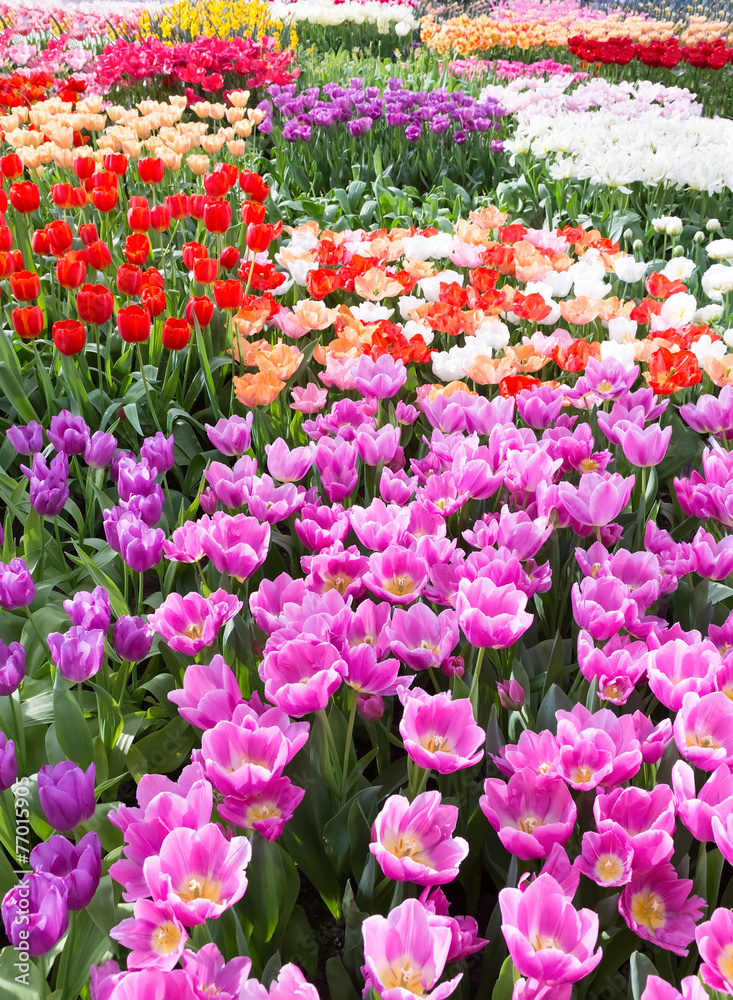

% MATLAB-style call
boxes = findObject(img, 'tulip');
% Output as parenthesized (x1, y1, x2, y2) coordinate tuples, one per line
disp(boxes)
(0, 557, 35, 609)
(141, 285, 166, 318)
(124, 234, 150, 265)
(30, 831, 101, 911)
(1, 873, 69, 956)
(116, 263, 143, 297)
(194, 257, 218, 284)
(10, 269, 40, 301)
(160, 317, 189, 351)
(0, 733, 17, 791)
(481, 769, 577, 859)
(147, 589, 242, 656)
(38, 761, 96, 831)
(150, 204, 171, 232)
(63, 586, 111, 632)
(353, 353, 407, 398)
(0, 250, 15, 280)
(47, 626, 105, 683)
(85, 431, 117, 470)
(641, 976, 707, 1000)
(0, 641, 25, 696)
(456, 577, 533, 648)
(138, 157, 165, 184)
(204, 198, 231, 234)
(205, 413, 253, 457)
(1, 153, 22, 178)
(697, 907, 733, 995)
(92, 186, 118, 212)
(117, 513, 164, 572)
(20, 452, 69, 517)
(11, 305, 43, 339)
(213, 279, 243, 311)
(219, 245, 240, 269)
(9, 181, 39, 213)
(239, 170, 269, 202)
(7, 421, 43, 455)
(48, 410, 89, 455)
(86, 240, 112, 270)
(260, 636, 346, 717)
(127, 203, 150, 232)
(246, 222, 281, 253)
(619, 864, 704, 955)
(30, 229, 48, 254)
(46, 220, 73, 256)
(104, 153, 128, 175)
(166, 193, 189, 220)
(117, 304, 151, 344)
(241, 200, 266, 226)
(56, 251, 87, 290)
(186, 295, 214, 328)
(400, 688, 484, 774)
(53, 319, 85, 356)
(199, 513, 270, 581)
(113, 616, 153, 663)
(77, 283, 114, 325)
(674, 691, 733, 771)
(500, 875, 601, 984)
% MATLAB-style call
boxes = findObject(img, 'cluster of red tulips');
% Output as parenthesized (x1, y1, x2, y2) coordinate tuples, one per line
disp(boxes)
(568, 35, 733, 70)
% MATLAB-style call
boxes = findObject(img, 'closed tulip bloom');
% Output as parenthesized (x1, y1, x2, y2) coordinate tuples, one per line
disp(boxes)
(361, 897, 461, 1000)
(204, 199, 231, 235)
(213, 279, 243, 311)
(594, 785, 676, 866)
(9, 180, 40, 213)
(481, 770, 577, 860)
(619, 864, 704, 956)
(77, 283, 114, 325)
(118, 513, 164, 572)
(499, 875, 601, 984)
(193, 257, 219, 284)
(399, 689, 484, 773)
(138, 157, 165, 184)
(0, 557, 35, 610)
(0, 733, 17, 791)
(143, 823, 251, 926)
(7, 420, 43, 455)
(556, 472, 635, 527)
(56, 251, 87, 290)
(141, 432, 175, 476)
(186, 295, 215, 329)
(571, 576, 635, 641)
(30, 831, 101, 911)
(86, 240, 112, 270)
(20, 452, 69, 517)
(92, 187, 118, 212)
(114, 615, 153, 663)
(642, 637, 720, 711)
(674, 692, 733, 771)
(48, 410, 89, 455)
(265, 439, 316, 483)
(11, 305, 44, 339)
(150, 204, 171, 232)
(239, 170, 269, 202)
(618, 421, 673, 468)
(64, 586, 111, 631)
(2, 873, 68, 956)
(456, 577, 533, 648)
(200, 513, 270, 581)
(10, 269, 40, 301)
(124, 234, 150, 266)
(38, 761, 96, 832)
(47, 626, 105, 683)
(0, 641, 25, 696)
(85, 431, 117, 470)
(52, 319, 85, 356)
(352, 353, 408, 399)
(147, 589, 243, 656)
(168, 655, 242, 730)
(162, 317, 189, 351)
(1, 153, 22, 178)
(370, 791, 469, 886)
(116, 263, 143, 297)
(110, 897, 188, 971)
(117, 304, 151, 344)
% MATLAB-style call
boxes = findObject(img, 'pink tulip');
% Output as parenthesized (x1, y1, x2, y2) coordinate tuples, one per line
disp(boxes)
(674, 692, 733, 771)
(110, 898, 188, 971)
(455, 577, 533, 648)
(200, 722, 291, 796)
(640, 975, 708, 1000)
(696, 906, 733, 995)
(259, 636, 346, 717)
(370, 791, 469, 886)
(168, 655, 243, 730)
(673, 761, 733, 842)
(481, 770, 576, 860)
(200, 513, 270, 580)
(499, 874, 601, 984)
(364, 546, 430, 605)
(361, 897, 462, 1000)
(181, 943, 252, 1000)
(399, 688, 484, 774)
(575, 829, 634, 888)
(619, 864, 704, 955)
(239, 963, 320, 999)
(217, 776, 305, 841)
(147, 589, 242, 656)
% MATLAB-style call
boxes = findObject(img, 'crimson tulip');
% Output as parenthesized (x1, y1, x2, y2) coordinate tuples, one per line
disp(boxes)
(203, 173, 229, 199)
(72, 157, 94, 180)
(56, 252, 87, 290)
(185, 295, 214, 328)
(239, 170, 269, 202)
(12, 305, 44, 339)
(52, 320, 85, 356)
(31, 229, 50, 255)
(51, 183, 74, 208)
(246, 222, 282, 254)
(215, 162, 239, 189)
(9, 182, 40, 214)
(141, 286, 166, 318)
(193, 257, 218, 285)
(161, 317, 189, 350)
(46, 220, 73, 256)
(127, 204, 151, 233)
(150, 205, 171, 232)
(123, 235, 150, 266)
(77, 284, 114, 326)
(137, 158, 165, 184)
(116, 264, 143, 297)
(71, 187, 88, 209)
(142, 266, 164, 290)
(0, 227, 13, 252)
(189, 195, 207, 221)
(10, 270, 40, 302)
(117, 304, 151, 343)
(219, 245, 240, 270)
(79, 224, 98, 246)
(203, 198, 231, 235)
(212, 279, 243, 311)
(85, 241, 112, 270)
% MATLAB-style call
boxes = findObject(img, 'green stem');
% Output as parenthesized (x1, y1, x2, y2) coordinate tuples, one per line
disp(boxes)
(136, 343, 163, 433)
(469, 646, 485, 717)
(22, 605, 47, 662)
(341, 689, 358, 804)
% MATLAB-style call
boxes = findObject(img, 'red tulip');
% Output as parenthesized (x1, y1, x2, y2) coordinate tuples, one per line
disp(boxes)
(215, 162, 239, 189)
(0, 154, 22, 179)
(103, 153, 128, 175)
(92, 187, 117, 213)
(10, 250, 23, 271)
(219, 245, 240, 270)
(117, 304, 151, 343)
(141, 266, 164, 290)
(46, 220, 74, 256)
(9, 181, 40, 214)
(127, 204, 151, 233)
(51, 183, 74, 208)
(165, 193, 190, 220)
(10, 270, 40, 302)
(52, 319, 85, 356)
(116, 263, 143, 297)
(203, 198, 232, 235)
(31, 229, 50, 255)
(213, 279, 243, 311)
(93, 171, 117, 190)
(141, 286, 166, 318)
(0, 251, 15, 280)
(246, 221, 282, 254)
(185, 295, 214, 328)
(189, 195, 207, 221)
(241, 200, 266, 226)
(239, 170, 269, 203)
(0, 227, 13, 252)
(203, 172, 229, 198)
(71, 186, 88, 209)
(137, 157, 165, 184)
(193, 257, 218, 285)
(182, 242, 208, 271)
(79, 224, 98, 246)
(77, 284, 114, 325)
(161, 317, 190, 351)
(56, 251, 87, 290)
(150, 204, 171, 232)
(85, 241, 112, 270)
(124, 234, 150, 266)
(12, 305, 44, 339)
(72, 156, 95, 180)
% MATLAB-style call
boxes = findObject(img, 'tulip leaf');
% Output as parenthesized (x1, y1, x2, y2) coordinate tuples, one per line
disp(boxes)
(629, 952, 658, 1000)
(0, 946, 47, 999)
(325, 957, 361, 1000)
(52, 677, 94, 769)
(56, 907, 112, 1000)
(89, 684, 124, 750)
(491, 957, 517, 1000)
(70, 543, 129, 618)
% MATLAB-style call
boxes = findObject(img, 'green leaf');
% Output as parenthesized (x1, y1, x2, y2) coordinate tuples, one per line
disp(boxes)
(629, 952, 658, 1000)
(53, 676, 94, 769)
(491, 956, 517, 1000)
(56, 907, 112, 1000)
(89, 684, 124, 750)
(325, 957, 361, 1000)
(71, 544, 128, 618)
(0, 946, 46, 999)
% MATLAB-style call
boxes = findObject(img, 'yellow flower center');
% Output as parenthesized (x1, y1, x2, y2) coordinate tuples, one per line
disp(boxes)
(630, 890, 666, 932)
(152, 921, 184, 955)
(183, 622, 204, 640)
(382, 961, 427, 995)
(595, 855, 624, 883)
(177, 875, 222, 904)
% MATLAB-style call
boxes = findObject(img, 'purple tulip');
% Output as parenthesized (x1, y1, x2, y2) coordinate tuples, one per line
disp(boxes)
(47, 409, 89, 456)
(0, 640, 25, 696)
(6, 420, 43, 455)
(110, 449, 136, 484)
(29, 831, 101, 910)
(117, 513, 165, 573)
(0, 558, 34, 610)
(352, 353, 407, 399)
(38, 761, 96, 832)
(168, 655, 243, 730)
(204, 456, 256, 509)
(116, 457, 159, 501)
(556, 472, 635, 528)
(120, 487, 164, 527)
(456, 577, 533, 649)
(199, 513, 270, 581)
(2, 872, 69, 955)
(113, 615, 153, 662)
(85, 431, 118, 470)
(19, 452, 69, 516)
(265, 439, 316, 483)
(205, 413, 253, 456)
(0, 733, 17, 791)
(63, 586, 111, 632)
(47, 626, 105, 683)
(140, 432, 175, 476)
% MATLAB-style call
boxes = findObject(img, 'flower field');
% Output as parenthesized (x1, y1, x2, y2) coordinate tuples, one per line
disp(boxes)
(1, 0, 733, 997)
